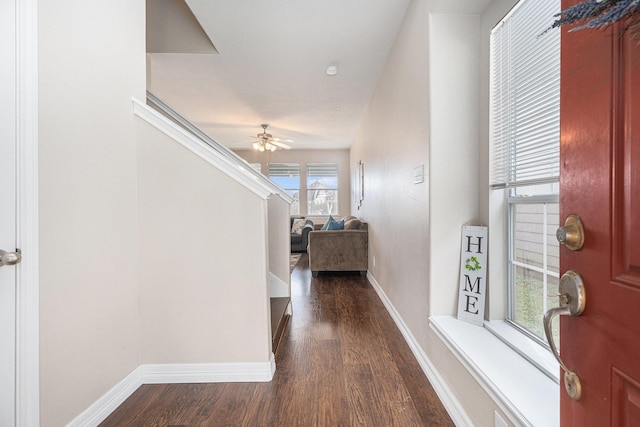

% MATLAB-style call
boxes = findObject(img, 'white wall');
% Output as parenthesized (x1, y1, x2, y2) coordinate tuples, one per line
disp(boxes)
(427, 11, 497, 426)
(428, 14, 482, 316)
(351, 0, 431, 347)
(352, 0, 521, 425)
(235, 149, 351, 223)
(137, 122, 272, 363)
(37, 1, 145, 425)
(268, 195, 291, 292)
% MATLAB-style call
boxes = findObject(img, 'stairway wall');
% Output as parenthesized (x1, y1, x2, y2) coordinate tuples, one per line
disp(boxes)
(137, 120, 272, 364)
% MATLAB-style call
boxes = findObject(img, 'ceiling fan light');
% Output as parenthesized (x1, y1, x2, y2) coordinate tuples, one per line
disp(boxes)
(251, 124, 292, 151)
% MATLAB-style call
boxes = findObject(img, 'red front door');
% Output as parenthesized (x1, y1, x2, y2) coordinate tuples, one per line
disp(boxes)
(560, 3, 640, 425)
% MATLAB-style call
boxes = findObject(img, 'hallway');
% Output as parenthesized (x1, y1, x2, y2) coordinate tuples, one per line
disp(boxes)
(100, 254, 453, 426)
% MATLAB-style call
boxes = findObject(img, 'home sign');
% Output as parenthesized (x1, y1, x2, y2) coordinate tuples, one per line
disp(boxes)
(457, 225, 488, 326)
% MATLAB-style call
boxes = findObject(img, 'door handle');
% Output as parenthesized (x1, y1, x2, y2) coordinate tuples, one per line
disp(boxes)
(0, 249, 21, 267)
(543, 269, 586, 400)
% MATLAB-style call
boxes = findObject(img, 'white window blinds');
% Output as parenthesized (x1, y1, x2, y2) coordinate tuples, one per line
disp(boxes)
(268, 163, 299, 178)
(490, 0, 561, 189)
(306, 163, 338, 187)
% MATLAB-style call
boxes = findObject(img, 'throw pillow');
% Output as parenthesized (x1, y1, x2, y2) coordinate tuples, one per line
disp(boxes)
(327, 219, 345, 230)
(320, 215, 335, 230)
(291, 218, 307, 235)
(344, 218, 361, 230)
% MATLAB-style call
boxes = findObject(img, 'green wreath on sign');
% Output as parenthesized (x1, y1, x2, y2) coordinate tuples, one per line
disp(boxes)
(465, 256, 481, 272)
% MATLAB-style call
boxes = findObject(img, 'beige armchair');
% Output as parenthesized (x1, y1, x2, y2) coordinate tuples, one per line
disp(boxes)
(308, 219, 368, 277)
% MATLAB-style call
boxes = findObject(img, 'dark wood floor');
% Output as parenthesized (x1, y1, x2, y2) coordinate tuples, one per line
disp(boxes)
(100, 254, 453, 426)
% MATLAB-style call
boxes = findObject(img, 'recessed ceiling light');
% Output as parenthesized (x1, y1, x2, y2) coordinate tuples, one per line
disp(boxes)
(326, 65, 338, 76)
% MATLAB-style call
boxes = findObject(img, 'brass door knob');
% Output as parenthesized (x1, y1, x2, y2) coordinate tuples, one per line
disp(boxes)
(556, 214, 584, 251)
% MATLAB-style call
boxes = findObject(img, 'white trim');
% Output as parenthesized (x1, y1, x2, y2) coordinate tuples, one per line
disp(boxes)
(366, 273, 473, 427)
(141, 357, 276, 384)
(15, 0, 40, 425)
(67, 367, 143, 427)
(133, 98, 293, 203)
(67, 356, 276, 427)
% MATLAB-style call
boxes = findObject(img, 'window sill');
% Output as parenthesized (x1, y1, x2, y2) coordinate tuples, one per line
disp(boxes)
(429, 316, 559, 427)
(483, 320, 559, 383)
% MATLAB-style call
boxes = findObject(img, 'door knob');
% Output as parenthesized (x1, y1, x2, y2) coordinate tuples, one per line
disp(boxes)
(0, 249, 22, 267)
(556, 214, 584, 251)
(543, 269, 586, 400)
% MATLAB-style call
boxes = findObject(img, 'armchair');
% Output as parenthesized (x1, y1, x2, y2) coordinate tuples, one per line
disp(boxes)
(290, 217, 314, 253)
(308, 218, 368, 276)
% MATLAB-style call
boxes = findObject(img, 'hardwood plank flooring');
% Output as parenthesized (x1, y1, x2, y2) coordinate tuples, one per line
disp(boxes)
(100, 254, 453, 426)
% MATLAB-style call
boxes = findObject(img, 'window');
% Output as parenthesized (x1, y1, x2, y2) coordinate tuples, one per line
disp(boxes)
(306, 163, 338, 215)
(268, 163, 300, 215)
(508, 187, 560, 342)
(490, 0, 560, 345)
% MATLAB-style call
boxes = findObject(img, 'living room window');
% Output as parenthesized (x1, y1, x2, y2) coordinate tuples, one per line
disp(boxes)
(490, 0, 560, 347)
(306, 163, 338, 216)
(268, 163, 300, 215)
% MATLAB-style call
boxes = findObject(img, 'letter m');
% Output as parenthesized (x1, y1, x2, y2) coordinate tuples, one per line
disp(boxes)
(463, 275, 481, 294)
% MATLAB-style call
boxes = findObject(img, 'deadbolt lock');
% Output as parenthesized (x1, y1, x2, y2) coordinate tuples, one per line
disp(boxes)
(556, 214, 585, 251)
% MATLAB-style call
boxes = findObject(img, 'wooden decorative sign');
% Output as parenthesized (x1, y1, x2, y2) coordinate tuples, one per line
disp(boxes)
(457, 225, 488, 326)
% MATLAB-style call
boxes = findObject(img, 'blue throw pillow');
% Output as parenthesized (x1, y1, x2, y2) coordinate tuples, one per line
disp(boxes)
(320, 215, 335, 230)
(327, 219, 344, 230)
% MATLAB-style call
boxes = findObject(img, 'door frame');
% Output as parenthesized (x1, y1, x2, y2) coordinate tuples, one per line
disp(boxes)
(15, 0, 39, 424)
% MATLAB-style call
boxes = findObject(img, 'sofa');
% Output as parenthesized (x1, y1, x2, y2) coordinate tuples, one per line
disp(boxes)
(308, 216, 368, 276)
(290, 216, 314, 253)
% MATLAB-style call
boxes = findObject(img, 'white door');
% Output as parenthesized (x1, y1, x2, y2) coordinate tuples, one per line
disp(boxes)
(0, 0, 18, 424)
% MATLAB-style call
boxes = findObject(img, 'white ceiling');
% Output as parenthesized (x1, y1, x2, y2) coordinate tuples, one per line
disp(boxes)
(146, 0, 412, 150)
(146, 0, 492, 150)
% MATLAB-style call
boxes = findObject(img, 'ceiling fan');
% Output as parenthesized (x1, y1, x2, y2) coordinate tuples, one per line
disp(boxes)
(251, 124, 293, 152)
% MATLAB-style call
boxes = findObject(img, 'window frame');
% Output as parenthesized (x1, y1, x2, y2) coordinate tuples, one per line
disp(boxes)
(487, 190, 561, 383)
(268, 163, 300, 216)
(506, 192, 560, 346)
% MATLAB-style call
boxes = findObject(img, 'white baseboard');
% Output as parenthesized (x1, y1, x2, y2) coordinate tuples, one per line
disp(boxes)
(68, 355, 276, 427)
(141, 356, 276, 384)
(366, 272, 473, 427)
(67, 366, 142, 427)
